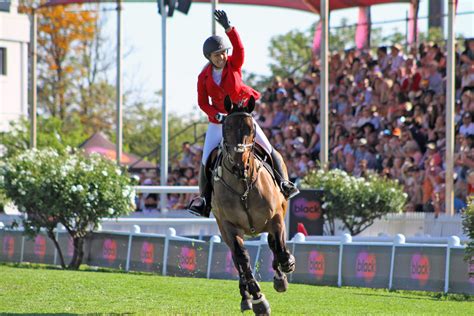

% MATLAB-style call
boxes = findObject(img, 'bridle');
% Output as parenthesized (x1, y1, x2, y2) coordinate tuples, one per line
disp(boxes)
(214, 110, 261, 234)
(221, 111, 257, 177)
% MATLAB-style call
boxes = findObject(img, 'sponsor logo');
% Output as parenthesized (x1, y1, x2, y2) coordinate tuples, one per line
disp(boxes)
(292, 198, 322, 220)
(225, 250, 238, 276)
(308, 250, 325, 280)
(140, 242, 154, 265)
(34, 235, 46, 260)
(410, 253, 430, 286)
(102, 239, 117, 263)
(2, 236, 15, 258)
(179, 246, 196, 271)
(356, 251, 377, 282)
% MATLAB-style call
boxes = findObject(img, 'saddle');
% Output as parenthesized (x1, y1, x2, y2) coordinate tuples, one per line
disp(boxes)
(205, 144, 276, 183)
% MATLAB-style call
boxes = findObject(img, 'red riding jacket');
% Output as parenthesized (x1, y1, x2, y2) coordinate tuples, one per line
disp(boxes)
(197, 27, 260, 124)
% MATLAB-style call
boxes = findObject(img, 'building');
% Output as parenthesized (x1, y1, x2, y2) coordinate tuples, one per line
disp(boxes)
(0, 0, 29, 132)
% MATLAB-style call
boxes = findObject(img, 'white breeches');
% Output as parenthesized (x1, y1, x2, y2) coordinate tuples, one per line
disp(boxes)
(202, 118, 273, 164)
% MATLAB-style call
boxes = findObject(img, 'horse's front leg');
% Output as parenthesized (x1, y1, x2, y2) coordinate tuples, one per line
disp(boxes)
(219, 220, 271, 316)
(269, 214, 295, 274)
(268, 233, 288, 293)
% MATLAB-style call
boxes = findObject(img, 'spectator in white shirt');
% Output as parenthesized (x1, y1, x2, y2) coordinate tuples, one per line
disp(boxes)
(390, 44, 405, 73)
(459, 112, 474, 136)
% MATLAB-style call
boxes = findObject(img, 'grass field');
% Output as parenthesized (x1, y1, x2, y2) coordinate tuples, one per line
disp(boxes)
(0, 264, 472, 315)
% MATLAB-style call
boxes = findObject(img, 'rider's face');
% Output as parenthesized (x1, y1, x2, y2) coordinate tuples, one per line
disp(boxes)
(210, 50, 228, 69)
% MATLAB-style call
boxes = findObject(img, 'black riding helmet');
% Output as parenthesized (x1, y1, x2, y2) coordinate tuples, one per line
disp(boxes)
(203, 35, 230, 59)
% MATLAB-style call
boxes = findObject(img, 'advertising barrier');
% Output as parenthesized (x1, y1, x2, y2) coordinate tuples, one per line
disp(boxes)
(448, 249, 474, 294)
(166, 239, 208, 278)
(22, 233, 56, 265)
(291, 243, 339, 286)
(0, 229, 23, 263)
(208, 242, 258, 280)
(288, 189, 324, 238)
(129, 235, 165, 274)
(341, 244, 392, 288)
(87, 232, 129, 269)
(0, 227, 472, 295)
(392, 246, 446, 292)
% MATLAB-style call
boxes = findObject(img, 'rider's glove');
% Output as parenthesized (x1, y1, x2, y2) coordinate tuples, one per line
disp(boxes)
(214, 10, 231, 31)
(215, 113, 227, 123)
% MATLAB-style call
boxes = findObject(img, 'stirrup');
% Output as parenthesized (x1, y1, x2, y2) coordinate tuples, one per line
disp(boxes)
(186, 197, 211, 218)
(281, 182, 300, 200)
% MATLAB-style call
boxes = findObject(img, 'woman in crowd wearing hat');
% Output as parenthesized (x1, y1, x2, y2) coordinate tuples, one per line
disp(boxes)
(187, 10, 299, 217)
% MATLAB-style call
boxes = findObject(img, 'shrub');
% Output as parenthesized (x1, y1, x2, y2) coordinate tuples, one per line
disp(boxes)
(462, 196, 474, 274)
(0, 147, 135, 269)
(300, 169, 407, 235)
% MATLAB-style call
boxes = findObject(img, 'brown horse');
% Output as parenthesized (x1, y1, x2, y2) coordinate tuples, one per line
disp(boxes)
(211, 95, 295, 315)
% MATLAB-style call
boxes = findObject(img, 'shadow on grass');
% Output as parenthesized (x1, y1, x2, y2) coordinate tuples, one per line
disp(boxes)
(350, 290, 473, 302)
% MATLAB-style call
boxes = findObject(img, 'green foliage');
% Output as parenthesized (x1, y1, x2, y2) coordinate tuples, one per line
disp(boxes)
(268, 28, 313, 79)
(0, 148, 135, 268)
(329, 18, 356, 52)
(0, 115, 89, 159)
(123, 102, 207, 164)
(419, 27, 445, 46)
(301, 169, 407, 235)
(463, 197, 474, 270)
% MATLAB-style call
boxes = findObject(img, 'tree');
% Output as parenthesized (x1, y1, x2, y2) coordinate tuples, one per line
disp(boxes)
(268, 28, 313, 79)
(463, 197, 474, 274)
(301, 169, 407, 235)
(20, 1, 99, 120)
(0, 148, 135, 269)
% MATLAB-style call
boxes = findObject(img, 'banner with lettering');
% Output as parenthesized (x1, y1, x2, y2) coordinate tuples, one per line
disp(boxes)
(209, 242, 258, 280)
(129, 235, 165, 274)
(87, 232, 129, 269)
(288, 189, 324, 238)
(341, 245, 391, 288)
(392, 246, 445, 292)
(166, 240, 208, 278)
(448, 248, 474, 294)
(0, 230, 23, 263)
(291, 243, 339, 286)
(22, 233, 56, 264)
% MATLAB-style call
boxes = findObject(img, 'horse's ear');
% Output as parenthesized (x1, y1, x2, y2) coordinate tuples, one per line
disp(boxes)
(246, 96, 255, 114)
(224, 95, 233, 113)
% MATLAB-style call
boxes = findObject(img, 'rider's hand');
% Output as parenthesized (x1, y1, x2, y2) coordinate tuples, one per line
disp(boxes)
(214, 10, 231, 31)
(215, 113, 227, 123)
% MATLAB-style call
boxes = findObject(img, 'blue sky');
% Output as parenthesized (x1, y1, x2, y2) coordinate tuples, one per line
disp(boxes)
(99, 0, 473, 118)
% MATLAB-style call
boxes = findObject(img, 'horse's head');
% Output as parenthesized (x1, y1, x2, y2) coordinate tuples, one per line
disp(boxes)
(222, 95, 256, 176)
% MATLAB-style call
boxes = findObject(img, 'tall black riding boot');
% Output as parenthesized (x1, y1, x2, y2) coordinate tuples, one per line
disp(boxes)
(270, 149, 300, 200)
(187, 164, 212, 217)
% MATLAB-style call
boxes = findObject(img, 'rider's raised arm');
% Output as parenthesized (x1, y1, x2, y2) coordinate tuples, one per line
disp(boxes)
(226, 27, 244, 70)
(197, 73, 220, 122)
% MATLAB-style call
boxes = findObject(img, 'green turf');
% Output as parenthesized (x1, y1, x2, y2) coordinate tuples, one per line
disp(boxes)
(0, 264, 472, 315)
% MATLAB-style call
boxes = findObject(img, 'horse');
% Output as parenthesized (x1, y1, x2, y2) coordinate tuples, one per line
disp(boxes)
(211, 95, 295, 316)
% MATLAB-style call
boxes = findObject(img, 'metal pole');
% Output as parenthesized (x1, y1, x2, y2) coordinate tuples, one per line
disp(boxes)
(116, 0, 123, 165)
(30, 9, 37, 148)
(320, 0, 329, 169)
(160, 0, 168, 212)
(405, 10, 409, 51)
(211, 0, 218, 35)
(445, 0, 455, 216)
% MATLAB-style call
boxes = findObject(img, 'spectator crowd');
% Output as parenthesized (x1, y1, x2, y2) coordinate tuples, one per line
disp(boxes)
(135, 38, 474, 216)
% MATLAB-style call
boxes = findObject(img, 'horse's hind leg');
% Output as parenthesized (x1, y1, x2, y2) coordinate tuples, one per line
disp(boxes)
(220, 221, 271, 315)
(268, 234, 288, 293)
(269, 214, 295, 274)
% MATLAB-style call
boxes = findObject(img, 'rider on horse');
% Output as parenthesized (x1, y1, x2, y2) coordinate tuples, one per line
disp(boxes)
(187, 10, 299, 218)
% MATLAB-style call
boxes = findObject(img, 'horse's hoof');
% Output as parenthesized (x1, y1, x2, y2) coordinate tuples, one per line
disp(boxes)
(273, 274, 288, 292)
(241, 298, 252, 312)
(280, 254, 295, 274)
(252, 294, 271, 315)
